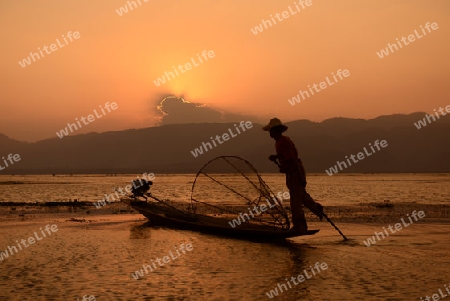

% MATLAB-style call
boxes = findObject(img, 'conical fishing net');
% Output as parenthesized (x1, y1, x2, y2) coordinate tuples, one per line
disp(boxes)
(190, 156, 290, 230)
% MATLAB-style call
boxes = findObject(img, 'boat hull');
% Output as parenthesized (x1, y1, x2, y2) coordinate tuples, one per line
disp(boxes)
(125, 199, 319, 241)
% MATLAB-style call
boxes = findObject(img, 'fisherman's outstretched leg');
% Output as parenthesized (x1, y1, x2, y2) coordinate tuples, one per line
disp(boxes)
(297, 160, 324, 220)
(302, 191, 324, 220)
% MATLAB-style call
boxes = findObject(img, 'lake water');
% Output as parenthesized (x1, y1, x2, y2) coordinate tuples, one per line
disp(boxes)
(0, 173, 449, 206)
(0, 174, 449, 300)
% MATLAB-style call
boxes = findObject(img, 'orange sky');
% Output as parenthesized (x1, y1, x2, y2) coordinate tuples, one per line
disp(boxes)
(1, 0, 449, 142)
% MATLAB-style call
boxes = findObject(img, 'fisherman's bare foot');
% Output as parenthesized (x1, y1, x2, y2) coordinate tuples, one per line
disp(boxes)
(290, 228, 307, 235)
(291, 224, 308, 234)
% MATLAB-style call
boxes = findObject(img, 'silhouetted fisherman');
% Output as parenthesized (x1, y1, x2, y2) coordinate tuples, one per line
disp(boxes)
(263, 118, 324, 233)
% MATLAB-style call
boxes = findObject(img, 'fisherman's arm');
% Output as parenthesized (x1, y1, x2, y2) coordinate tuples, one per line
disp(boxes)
(275, 139, 298, 173)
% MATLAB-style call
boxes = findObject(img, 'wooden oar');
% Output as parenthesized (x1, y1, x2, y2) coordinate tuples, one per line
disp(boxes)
(270, 158, 348, 240)
(322, 212, 348, 240)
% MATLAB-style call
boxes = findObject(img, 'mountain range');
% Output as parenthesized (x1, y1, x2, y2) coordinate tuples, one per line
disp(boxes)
(0, 112, 449, 174)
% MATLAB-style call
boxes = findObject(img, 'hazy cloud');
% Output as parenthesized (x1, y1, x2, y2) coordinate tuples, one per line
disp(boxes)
(156, 96, 260, 125)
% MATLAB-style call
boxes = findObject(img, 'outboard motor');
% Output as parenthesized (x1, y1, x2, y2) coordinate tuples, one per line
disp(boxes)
(131, 179, 153, 199)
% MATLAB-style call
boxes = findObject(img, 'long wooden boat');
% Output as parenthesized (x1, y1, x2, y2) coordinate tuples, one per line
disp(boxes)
(123, 198, 319, 241)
